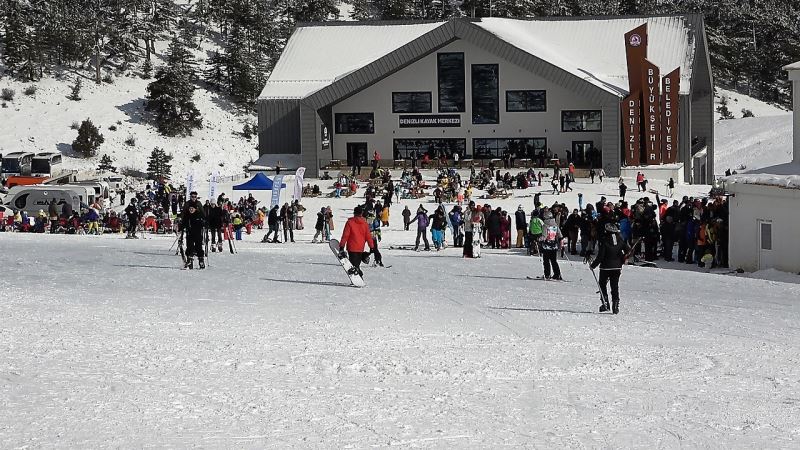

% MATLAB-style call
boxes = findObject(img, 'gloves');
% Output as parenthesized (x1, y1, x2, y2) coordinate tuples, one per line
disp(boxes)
(338, 248, 347, 259)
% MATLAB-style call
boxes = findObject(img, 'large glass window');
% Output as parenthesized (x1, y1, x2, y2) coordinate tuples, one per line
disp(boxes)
(472, 64, 499, 124)
(392, 92, 432, 113)
(472, 138, 546, 159)
(437, 53, 465, 113)
(506, 90, 546, 112)
(334, 113, 374, 134)
(393, 139, 466, 160)
(562, 110, 602, 132)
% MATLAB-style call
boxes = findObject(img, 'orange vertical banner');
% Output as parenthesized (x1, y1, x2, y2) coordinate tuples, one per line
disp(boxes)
(641, 59, 661, 164)
(661, 68, 680, 164)
(621, 91, 642, 166)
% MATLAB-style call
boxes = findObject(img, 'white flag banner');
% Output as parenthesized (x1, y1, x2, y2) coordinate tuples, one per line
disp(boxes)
(293, 167, 306, 200)
(186, 171, 195, 198)
(208, 171, 219, 202)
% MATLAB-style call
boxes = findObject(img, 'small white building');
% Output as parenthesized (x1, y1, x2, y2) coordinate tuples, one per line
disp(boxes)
(726, 62, 800, 273)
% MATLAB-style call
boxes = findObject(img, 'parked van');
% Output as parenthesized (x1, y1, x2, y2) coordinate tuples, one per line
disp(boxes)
(1, 152, 35, 176)
(74, 180, 109, 200)
(3, 186, 82, 216)
(31, 152, 64, 177)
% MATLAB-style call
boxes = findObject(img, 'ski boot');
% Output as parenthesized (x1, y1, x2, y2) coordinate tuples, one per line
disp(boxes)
(184, 257, 194, 270)
(218, 243, 223, 252)
(612, 300, 619, 315)
(599, 303, 610, 313)
(198, 258, 205, 269)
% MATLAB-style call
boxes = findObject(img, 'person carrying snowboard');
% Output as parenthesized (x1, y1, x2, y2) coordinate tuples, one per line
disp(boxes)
(590, 223, 631, 314)
(338, 205, 375, 277)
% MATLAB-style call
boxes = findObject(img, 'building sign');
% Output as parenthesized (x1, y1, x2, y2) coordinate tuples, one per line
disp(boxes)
(661, 68, 680, 163)
(622, 91, 641, 165)
(399, 114, 461, 128)
(621, 23, 680, 167)
(641, 59, 661, 164)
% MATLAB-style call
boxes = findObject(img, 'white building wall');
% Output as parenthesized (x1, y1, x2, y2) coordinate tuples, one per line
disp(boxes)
(330, 39, 605, 163)
(728, 183, 800, 273)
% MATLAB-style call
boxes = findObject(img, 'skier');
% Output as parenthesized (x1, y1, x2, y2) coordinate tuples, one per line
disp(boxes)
(207, 202, 223, 252)
(124, 198, 140, 238)
(590, 223, 631, 314)
(539, 209, 563, 280)
(262, 205, 281, 243)
(181, 202, 206, 269)
(338, 205, 375, 278)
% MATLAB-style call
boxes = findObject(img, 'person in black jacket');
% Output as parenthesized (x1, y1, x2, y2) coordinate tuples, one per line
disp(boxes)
(262, 205, 281, 243)
(590, 223, 631, 314)
(124, 198, 140, 238)
(312, 207, 326, 243)
(514, 205, 527, 248)
(207, 202, 224, 252)
(181, 202, 206, 269)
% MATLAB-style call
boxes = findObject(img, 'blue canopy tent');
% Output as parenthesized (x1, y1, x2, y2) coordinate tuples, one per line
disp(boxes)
(232, 173, 286, 190)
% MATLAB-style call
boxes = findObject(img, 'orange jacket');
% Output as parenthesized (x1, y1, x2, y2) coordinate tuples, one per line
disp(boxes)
(340, 216, 375, 253)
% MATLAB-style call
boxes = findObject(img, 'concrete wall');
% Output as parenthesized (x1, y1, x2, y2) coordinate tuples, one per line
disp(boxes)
(330, 39, 607, 165)
(728, 183, 800, 273)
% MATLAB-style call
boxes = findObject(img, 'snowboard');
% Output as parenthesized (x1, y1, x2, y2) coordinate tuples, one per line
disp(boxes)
(472, 223, 482, 258)
(329, 238, 365, 288)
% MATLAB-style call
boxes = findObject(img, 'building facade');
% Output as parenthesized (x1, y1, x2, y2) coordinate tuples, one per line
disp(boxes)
(257, 16, 713, 181)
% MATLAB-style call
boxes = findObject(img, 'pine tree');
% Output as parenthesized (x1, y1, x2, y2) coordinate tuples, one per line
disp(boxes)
(2, 0, 27, 76)
(141, 58, 153, 79)
(72, 118, 105, 157)
(166, 35, 197, 80)
(69, 77, 83, 101)
(97, 154, 117, 172)
(146, 66, 203, 136)
(147, 147, 173, 180)
(204, 50, 227, 91)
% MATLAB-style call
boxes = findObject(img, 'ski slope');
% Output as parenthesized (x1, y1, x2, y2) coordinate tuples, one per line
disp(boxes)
(2, 177, 799, 447)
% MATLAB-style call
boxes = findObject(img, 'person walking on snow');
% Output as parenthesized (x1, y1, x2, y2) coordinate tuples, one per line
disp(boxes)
(590, 223, 631, 314)
(181, 201, 206, 269)
(514, 205, 527, 248)
(338, 205, 375, 278)
(539, 209, 563, 280)
(410, 205, 431, 251)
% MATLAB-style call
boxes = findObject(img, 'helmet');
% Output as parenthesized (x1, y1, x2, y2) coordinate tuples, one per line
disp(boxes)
(604, 223, 619, 234)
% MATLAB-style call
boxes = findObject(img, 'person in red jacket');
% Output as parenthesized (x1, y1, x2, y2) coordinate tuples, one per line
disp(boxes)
(338, 205, 375, 277)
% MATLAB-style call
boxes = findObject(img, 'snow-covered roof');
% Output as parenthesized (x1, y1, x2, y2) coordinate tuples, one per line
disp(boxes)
(726, 164, 800, 190)
(476, 16, 695, 96)
(259, 22, 445, 100)
(783, 61, 800, 71)
(259, 16, 698, 101)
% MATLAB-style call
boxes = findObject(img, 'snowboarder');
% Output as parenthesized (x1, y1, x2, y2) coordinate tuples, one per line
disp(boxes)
(338, 205, 375, 278)
(590, 223, 631, 314)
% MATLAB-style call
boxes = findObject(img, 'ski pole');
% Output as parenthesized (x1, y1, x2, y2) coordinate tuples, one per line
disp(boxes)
(169, 232, 181, 251)
(589, 265, 609, 307)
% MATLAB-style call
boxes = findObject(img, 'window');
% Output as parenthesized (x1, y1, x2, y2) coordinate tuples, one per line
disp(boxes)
(506, 90, 546, 112)
(562, 110, 602, 132)
(393, 139, 466, 160)
(760, 222, 772, 250)
(392, 92, 432, 113)
(334, 113, 374, 134)
(437, 53, 465, 113)
(471, 138, 546, 159)
(472, 64, 499, 124)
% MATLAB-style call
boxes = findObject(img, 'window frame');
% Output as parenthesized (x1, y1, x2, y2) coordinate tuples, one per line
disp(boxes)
(506, 90, 547, 112)
(561, 110, 602, 132)
(437, 52, 466, 113)
(471, 63, 500, 125)
(392, 91, 433, 114)
(334, 112, 375, 135)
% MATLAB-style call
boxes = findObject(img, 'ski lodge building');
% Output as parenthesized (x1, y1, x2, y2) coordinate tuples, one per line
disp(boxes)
(256, 15, 713, 182)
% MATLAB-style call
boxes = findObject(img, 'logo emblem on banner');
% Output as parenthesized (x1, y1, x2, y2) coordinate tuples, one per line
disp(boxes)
(629, 34, 642, 47)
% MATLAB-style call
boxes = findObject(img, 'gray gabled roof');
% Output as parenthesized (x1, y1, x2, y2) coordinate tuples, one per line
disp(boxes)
(260, 15, 707, 109)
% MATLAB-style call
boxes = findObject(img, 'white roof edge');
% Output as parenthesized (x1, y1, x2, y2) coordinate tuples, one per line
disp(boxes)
(782, 61, 800, 71)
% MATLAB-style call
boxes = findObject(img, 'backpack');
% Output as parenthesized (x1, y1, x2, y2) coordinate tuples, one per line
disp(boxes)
(540, 225, 560, 251)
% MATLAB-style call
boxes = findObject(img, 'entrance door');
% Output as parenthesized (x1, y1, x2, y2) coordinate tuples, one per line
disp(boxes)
(571, 141, 593, 167)
(757, 220, 773, 270)
(346, 142, 368, 166)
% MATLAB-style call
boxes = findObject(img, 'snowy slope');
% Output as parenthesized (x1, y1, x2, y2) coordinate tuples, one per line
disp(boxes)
(0, 41, 257, 179)
(714, 115, 793, 175)
(714, 87, 790, 120)
(2, 176, 799, 446)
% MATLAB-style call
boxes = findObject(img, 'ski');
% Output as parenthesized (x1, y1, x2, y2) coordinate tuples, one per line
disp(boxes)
(526, 276, 571, 282)
(228, 225, 235, 254)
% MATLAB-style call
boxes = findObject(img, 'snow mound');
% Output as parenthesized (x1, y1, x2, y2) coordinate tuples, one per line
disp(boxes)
(714, 87, 789, 120)
(714, 115, 793, 176)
